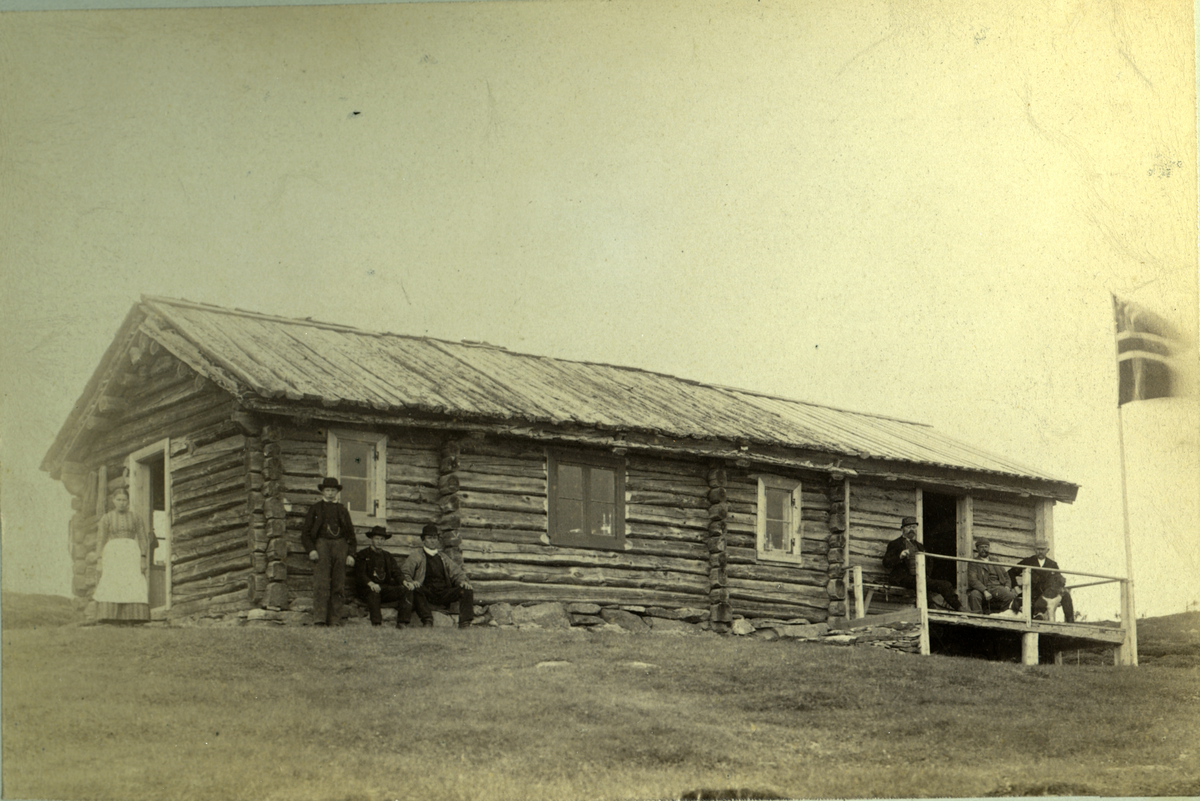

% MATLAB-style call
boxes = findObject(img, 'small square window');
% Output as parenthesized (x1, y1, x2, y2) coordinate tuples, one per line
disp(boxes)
(327, 429, 387, 526)
(757, 476, 802, 562)
(547, 450, 625, 549)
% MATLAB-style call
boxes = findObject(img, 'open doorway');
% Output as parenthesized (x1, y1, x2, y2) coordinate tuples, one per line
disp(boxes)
(128, 441, 171, 611)
(922, 492, 958, 588)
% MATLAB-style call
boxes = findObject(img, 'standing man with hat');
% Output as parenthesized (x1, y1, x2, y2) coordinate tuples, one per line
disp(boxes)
(402, 524, 475, 628)
(354, 525, 414, 627)
(966, 538, 1020, 614)
(882, 516, 963, 610)
(302, 477, 358, 626)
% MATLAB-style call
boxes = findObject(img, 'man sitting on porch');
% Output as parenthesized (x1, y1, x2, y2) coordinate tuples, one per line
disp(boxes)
(967, 538, 1021, 614)
(1009, 539, 1075, 622)
(882, 516, 963, 611)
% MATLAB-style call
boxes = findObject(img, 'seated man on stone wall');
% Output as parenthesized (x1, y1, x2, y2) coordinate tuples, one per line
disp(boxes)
(966, 538, 1021, 614)
(1009, 539, 1075, 622)
(882, 516, 963, 610)
(354, 525, 413, 628)
(402, 524, 475, 629)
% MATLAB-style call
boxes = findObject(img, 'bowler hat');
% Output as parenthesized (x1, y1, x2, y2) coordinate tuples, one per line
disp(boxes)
(421, 523, 440, 539)
(368, 526, 391, 540)
(900, 516, 918, 528)
(317, 477, 343, 492)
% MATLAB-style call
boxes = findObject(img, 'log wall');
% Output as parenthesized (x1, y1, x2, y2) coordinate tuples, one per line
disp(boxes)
(455, 442, 713, 610)
(725, 469, 833, 623)
(60, 349, 255, 619)
(970, 495, 1039, 562)
(275, 426, 441, 607)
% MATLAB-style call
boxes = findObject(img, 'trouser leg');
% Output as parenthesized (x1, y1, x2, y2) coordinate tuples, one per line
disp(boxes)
(413, 588, 434, 624)
(1060, 590, 1074, 623)
(313, 539, 334, 624)
(328, 539, 348, 625)
(968, 589, 984, 613)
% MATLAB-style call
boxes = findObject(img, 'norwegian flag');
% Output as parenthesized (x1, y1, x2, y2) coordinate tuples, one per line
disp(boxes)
(1112, 294, 1179, 406)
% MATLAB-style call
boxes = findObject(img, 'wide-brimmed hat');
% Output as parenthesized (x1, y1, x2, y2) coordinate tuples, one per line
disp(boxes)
(316, 477, 343, 492)
(900, 516, 918, 528)
(368, 526, 391, 540)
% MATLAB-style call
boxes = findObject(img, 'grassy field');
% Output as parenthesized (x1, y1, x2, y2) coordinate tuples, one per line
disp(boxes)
(2, 595, 1198, 801)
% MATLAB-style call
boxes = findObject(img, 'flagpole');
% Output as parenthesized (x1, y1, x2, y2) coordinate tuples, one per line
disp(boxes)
(1111, 294, 1139, 666)
(1115, 404, 1139, 666)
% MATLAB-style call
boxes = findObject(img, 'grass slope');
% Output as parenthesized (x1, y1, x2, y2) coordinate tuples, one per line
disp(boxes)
(3, 613, 1198, 801)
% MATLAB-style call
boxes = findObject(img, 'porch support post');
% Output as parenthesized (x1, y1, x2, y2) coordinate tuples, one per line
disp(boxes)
(916, 552, 930, 655)
(1022, 632, 1039, 665)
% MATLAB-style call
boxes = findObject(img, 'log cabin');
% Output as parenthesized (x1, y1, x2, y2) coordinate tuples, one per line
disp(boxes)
(42, 296, 1080, 629)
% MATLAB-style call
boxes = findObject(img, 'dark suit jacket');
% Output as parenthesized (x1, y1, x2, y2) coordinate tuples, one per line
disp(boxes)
(882, 535, 923, 585)
(300, 501, 357, 554)
(355, 547, 403, 590)
(1009, 555, 1066, 598)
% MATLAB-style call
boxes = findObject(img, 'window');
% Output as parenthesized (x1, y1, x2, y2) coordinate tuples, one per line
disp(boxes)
(327, 429, 387, 525)
(756, 476, 802, 562)
(547, 450, 625, 549)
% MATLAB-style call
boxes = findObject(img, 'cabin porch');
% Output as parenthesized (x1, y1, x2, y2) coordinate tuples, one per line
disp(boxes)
(843, 554, 1136, 665)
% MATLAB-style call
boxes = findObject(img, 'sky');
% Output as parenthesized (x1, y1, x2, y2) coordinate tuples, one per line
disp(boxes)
(1, 0, 1197, 620)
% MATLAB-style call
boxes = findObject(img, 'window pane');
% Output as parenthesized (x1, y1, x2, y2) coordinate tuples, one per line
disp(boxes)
(588, 468, 614, 502)
(766, 487, 790, 523)
(558, 464, 584, 500)
(340, 440, 372, 480)
(557, 497, 584, 535)
(341, 477, 368, 515)
(766, 519, 785, 551)
(587, 501, 615, 538)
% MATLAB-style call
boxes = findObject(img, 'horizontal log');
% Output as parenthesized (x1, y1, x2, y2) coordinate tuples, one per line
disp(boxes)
(627, 490, 708, 510)
(730, 598, 828, 622)
(726, 578, 830, 607)
(457, 491, 546, 515)
(458, 440, 545, 461)
(171, 526, 249, 561)
(167, 586, 253, 618)
(171, 465, 248, 506)
(385, 484, 441, 504)
(624, 505, 710, 530)
(169, 434, 248, 474)
(449, 508, 547, 531)
(625, 457, 706, 479)
(169, 575, 250, 601)
(468, 581, 705, 607)
(624, 474, 710, 495)
(280, 454, 323, 478)
(460, 542, 706, 574)
(171, 548, 251, 584)
(624, 521, 707, 545)
(449, 472, 545, 496)
(726, 562, 829, 587)
(385, 463, 439, 486)
(172, 490, 247, 526)
(464, 563, 708, 593)
(456, 537, 700, 563)
(455, 455, 545, 478)
(170, 506, 248, 541)
(454, 526, 549, 546)
(384, 500, 442, 524)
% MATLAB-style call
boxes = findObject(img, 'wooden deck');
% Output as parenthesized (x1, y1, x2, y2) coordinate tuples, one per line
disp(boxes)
(844, 556, 1136, 665)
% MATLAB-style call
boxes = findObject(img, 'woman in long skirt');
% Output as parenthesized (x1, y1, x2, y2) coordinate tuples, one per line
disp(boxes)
(93, 488, 151, 623)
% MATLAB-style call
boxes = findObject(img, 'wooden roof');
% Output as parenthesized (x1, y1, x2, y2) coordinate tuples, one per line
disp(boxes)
(43, 296, 1079, 500)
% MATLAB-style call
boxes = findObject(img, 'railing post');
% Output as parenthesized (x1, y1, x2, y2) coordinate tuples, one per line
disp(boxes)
(916, 552, 930, 655)
(852, 565, 865, 620)
(1022, 566, 1033, 625)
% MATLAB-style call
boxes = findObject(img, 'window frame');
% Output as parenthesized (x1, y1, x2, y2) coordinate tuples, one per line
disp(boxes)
(546, 449, 626, 550)
(756, 474, 803, 563)
(326, 429, 387, 526)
